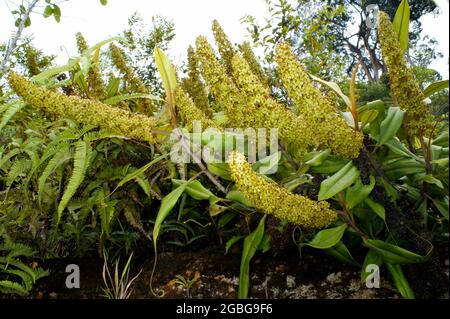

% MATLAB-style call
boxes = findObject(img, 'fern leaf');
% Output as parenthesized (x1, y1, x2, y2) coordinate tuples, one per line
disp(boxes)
(38, 144, 72, 204)
(0, 280, 28, 296)
(57, 140, 92, 223)
(6, 158, 31, 187)
(0, 102, 25, 131)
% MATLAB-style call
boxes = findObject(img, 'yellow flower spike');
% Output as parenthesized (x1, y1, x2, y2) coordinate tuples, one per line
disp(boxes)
(196, 37, 310, 151)
(75, 32, 107, 101)
(195, 36, 249, 126)
(275, 42, 363, 159)
(230, 53, 311, 151)
(8, 72, 157, 144)
(377, 11, 433, 137)
(182, 46, 212, 117)
(174, 86, 218, 131)
(240, 41, 268, 85)
(75, 32, 88, 54)
(228, 151, 337, 228)
(211, 20, 236, 74)
(24, 47, 40, 77)
(109, 43, 155, 114)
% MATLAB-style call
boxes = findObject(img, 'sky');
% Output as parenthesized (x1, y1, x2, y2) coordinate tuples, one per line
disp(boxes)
(0, 0, 449, 78)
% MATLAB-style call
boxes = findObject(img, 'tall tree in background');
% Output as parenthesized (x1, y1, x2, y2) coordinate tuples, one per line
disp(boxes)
(241, 0, 439, 82)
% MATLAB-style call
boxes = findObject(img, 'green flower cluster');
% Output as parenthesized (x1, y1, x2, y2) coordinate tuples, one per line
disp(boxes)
(377, 11, 433, 137)
(8, 72, 156, 144)
(212, 20, 236, 74)
(174, 86, 218, 131)
(181, 46, 212, 116)
(275, 43, 363, 158)
(195, 36, 310, 151)
(25, 47, 40, 77)
(109, 43, 155, 113)
(75, 33, 107, 101)
(228, 151, 337, 228)
(240, 41, 267, 85)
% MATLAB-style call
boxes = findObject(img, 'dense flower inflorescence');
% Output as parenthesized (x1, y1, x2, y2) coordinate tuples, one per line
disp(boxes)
(109, 43, 155, 113)
(377, 11, 433, 137)
(181, 46, 212, 116)
(195, 36, 310, 151)
(212, 20, 236, 74)
(240, 41, 268, 85)
(230, 53, 311, 150)
(275, 43, 363, 158)
(174, 86, 218, 130)
(25, 47, 40, 77)
(228, 151, 337, 228)
(75, 33, 107, 101)
(8, 72, 156, 144)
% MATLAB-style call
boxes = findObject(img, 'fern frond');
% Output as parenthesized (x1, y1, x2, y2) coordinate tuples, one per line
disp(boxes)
(6, 158, 31, 187)
(0, 102, 25, 131)
(57, 140, 92, 223)
(38, 144, 73, 205)
(0, 280, 28, 296)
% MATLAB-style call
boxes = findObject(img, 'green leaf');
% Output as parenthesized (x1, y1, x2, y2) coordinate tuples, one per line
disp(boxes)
(207, 163, 231, 180)
(52, 5, 61, 22)
(43, 6, 53, 18)
(57, 140, 92, 223)
(305, 224, 347, 249)
(386, 263, 415, 299)
(363, 239, 432, 264)
(100, 0, 108, 5)
(318, 162, 359, 200)
(305, 149, 330, 166)
(239, 216, 266, 299)
(226, 190, 254, 207)
(364, 197, 386, 221)
(325, 241, 360, 266)
(359, 109, 379, 127)
(423, 79, 449, 98)
(430, 196, 449, 220)
(377, 107, 405, 146)
(103, 93, 163, 105)
(154, 47, 177, 104)
(225, 235, 243, 254)
(309, 74, 351, 107)
(0, 102, 24, 131)
(172, 179, 220, 205)
(345, 176, 375, 209)
(106, 77, 121, 98)
(310, 158, 349, 174)
(114, 153, 168, 192)
(152, 182, 190, 249)
(421, 174, 444, 189)
(393, 0, 410, 52)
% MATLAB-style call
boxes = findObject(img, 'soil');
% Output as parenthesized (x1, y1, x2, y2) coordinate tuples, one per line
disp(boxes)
(1, 243, 448, 299)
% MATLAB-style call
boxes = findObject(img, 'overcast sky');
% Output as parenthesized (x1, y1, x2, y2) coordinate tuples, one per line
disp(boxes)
(1, 0, 448, 78)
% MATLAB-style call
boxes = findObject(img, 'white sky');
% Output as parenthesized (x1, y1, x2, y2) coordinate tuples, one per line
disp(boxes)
(0, 0, 448, 78)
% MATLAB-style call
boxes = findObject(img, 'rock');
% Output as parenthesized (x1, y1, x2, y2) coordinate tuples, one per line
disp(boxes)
(286, 275, 296, 288)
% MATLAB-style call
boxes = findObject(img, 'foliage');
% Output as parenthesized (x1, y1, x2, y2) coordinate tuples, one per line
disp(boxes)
(0, 1, 448, 300)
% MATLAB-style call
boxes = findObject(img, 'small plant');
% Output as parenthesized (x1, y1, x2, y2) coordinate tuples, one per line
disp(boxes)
(101, 252, 142, 299)
(172, 270, 201, 298)
(0, 240, 48, 296)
